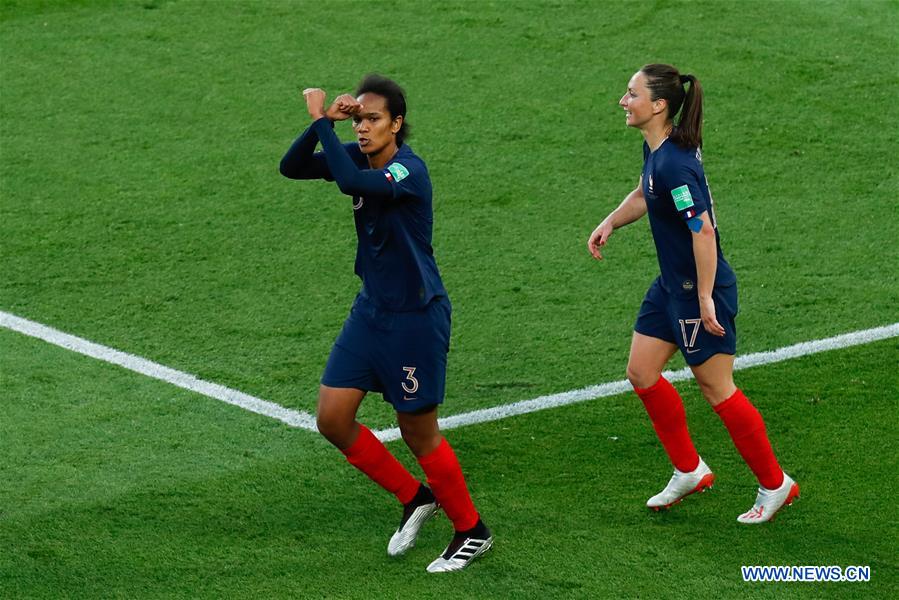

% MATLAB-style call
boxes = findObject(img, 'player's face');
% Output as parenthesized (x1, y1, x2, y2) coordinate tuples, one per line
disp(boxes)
(352, 93, 401, 155)
(619, 71, 656, 129)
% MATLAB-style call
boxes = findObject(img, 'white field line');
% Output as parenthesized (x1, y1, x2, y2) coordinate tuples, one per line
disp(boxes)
(0, 310, 318, 431)
(372, 322, 899, 441)
(2, 310, 897, 442)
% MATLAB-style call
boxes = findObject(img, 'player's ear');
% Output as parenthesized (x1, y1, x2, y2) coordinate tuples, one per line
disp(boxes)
(652, 98, 667, 115)
(391, 115, 403, 134)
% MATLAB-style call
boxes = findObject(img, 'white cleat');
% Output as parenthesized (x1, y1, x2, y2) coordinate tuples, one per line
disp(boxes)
(387, 487, 439, 557)
(647, 457, 715, 510)
(426, 522, 493, 573)
(737, 473, 800, 524)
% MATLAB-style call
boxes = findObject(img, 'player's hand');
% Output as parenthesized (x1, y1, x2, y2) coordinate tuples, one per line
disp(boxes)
(587, 219, 614, 260)
(302, 88, 327, 120)
(699, 296, 726, 337)
(325, 93, 363, 121)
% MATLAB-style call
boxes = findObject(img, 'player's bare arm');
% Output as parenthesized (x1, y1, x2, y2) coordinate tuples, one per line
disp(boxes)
(303, 88, 363, 122)
(327, 93, 363, 121)
(302, 87, 327, 120)
(587, 178, 648, 260)
(691, 211, 725, 337)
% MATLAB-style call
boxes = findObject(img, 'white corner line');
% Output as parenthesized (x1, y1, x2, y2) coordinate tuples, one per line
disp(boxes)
(3, 310, 897, 443)
(0, 310, 318, 431)
(371, 322, 899, 442)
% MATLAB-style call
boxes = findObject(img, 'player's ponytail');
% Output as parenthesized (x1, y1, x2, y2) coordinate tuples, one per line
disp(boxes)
(675, 74, 703, 149)
(641, 64, 704, 149)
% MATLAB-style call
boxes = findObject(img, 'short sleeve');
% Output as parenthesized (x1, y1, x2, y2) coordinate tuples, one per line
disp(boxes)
(383, 160, 427, 200)
(668, 162, 709, 224)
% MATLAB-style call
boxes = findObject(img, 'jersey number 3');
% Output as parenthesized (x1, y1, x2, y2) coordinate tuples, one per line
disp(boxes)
(401, 366, 419, 394)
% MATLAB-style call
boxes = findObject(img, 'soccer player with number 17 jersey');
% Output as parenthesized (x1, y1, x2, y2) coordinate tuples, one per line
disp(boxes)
(587, 64, 799, 523)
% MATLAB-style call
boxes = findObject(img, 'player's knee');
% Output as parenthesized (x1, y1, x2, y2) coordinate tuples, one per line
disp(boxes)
(696, 379, 735, 406)
(626, 363, 658, 390)
(692, 369, 735, 403)
(400, 428, 441, 458)
(316, 410, 351, 446)
(694, 377, 713, 396)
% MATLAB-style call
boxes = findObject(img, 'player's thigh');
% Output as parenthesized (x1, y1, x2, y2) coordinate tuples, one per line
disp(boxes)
(689, 354, 736, 407)
(630, 278, 678, 387)
(627, 331, 679, 388)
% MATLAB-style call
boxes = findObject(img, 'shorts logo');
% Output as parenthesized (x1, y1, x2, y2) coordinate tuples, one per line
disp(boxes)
(401, 366, 419, 395)
(352, 196, 364, 210)
(671, 185, 695, 211)
(648, 175, 654, 194)
(386, 163, 410, 183)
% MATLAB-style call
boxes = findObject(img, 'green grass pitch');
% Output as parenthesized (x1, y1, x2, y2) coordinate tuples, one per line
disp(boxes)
(2, 0, 897, 597)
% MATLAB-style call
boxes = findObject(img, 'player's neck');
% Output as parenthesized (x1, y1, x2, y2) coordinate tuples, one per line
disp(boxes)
(642, 122, 673, 152)
(367, 143, 399, 170)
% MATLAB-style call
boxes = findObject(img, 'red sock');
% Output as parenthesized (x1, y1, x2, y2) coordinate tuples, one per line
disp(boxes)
(341, 425, 420, 505)
(714, 389, 784, 489)
(418, 438, 479, 532)
(634, 376, 700, 473)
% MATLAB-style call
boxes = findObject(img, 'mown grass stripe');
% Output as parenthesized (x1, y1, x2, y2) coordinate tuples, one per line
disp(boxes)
(3, 310, 896, 441)
(0, 310, 318, 431)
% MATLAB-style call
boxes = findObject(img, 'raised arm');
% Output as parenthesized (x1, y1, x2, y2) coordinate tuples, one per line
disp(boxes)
(587, 178, 648, 260)
(292, 88, 394, 198)
(279, 123, 332, 180)
(279, 89, 373, 182)
(312, 118, 394, 197)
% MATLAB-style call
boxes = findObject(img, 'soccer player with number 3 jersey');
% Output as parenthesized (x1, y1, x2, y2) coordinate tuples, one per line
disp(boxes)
(280, 75, 492, 571)
(587, 64, 799, 523)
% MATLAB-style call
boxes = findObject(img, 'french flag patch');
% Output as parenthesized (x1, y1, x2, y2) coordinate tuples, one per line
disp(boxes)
(684, 209, 695, 218)
(385, 171, 394, 182)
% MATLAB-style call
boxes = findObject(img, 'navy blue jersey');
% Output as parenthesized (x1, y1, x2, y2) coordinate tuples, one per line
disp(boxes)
(281, 118, 447, 311)
(641, 140, 736, 294)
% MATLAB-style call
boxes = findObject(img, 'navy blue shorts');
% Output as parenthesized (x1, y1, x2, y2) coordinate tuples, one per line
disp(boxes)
(634, 277, 738, 366)
(321, 294, 451, 413)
